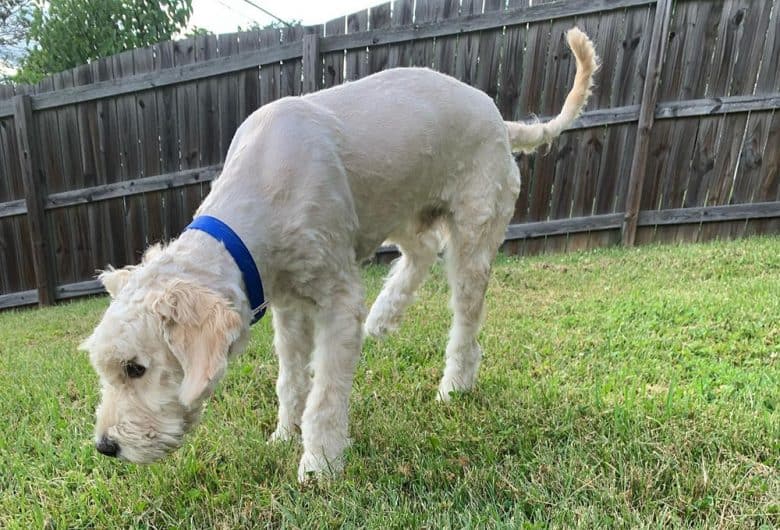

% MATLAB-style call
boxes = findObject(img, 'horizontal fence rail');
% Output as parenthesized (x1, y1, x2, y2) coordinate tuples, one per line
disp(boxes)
(0, 0, 778, 310)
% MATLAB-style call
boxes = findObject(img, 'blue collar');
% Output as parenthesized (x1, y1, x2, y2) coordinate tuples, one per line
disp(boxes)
(185, 215, 266, 324)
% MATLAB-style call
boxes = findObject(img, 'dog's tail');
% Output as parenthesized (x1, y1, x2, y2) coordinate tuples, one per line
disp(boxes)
(505, 27, 598, 154)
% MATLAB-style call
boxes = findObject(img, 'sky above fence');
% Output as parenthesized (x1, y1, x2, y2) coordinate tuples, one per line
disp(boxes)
(188, 0, 378, 33)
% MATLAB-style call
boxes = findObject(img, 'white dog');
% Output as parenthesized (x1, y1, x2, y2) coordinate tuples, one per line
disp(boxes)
(81, 28, 597, 481)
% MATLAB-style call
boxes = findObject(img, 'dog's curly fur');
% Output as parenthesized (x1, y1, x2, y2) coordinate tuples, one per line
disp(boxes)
(81, 28, 598, 481)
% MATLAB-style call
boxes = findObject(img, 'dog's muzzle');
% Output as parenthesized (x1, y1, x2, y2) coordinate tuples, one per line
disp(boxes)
(95, 435, 120, 458)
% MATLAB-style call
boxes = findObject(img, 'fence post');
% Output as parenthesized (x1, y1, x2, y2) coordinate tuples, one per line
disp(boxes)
(621, 0, 673, 246)
(302, 29, 321, 94)
(14, 94, 57, 306)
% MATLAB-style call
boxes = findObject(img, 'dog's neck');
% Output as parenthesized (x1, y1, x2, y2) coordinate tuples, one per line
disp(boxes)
(151, 229, 259, 327)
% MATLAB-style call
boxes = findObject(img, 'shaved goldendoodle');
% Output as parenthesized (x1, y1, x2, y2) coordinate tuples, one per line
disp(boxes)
(81, 29, 597, 481)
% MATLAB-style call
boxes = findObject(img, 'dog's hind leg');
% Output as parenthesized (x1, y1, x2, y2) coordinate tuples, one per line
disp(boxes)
(364, 228, 440, 339)
(298, 269, 365, 481)
(270, 306, 314, 442)
(438, 161, 519, 401)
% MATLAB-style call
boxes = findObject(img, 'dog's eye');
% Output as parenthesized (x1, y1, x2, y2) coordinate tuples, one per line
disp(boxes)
(124, 361, 146, 379)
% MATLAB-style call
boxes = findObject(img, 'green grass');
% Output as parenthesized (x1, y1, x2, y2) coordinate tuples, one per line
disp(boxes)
(1, 237, 778, 529)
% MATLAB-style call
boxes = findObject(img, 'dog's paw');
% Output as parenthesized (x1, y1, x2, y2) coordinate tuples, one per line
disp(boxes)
(269, 424, 300, 444)
(363, 318, 398, 340)
(297, 451, 343, 483)
(436, 376, 474, 402)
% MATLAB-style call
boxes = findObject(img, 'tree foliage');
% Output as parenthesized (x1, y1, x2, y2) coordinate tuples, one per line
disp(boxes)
(13, 0, 193, 84)
(0, 0, 32, 71)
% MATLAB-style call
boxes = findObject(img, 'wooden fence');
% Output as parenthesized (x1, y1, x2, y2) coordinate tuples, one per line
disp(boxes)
(0, 0, 779, 309)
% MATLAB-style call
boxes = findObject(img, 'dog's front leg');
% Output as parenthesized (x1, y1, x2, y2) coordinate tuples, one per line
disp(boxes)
(270, 306, 314, 442)
(298, 287, 364, 482)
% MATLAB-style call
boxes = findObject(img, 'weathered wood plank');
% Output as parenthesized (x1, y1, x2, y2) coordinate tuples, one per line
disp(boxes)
(345, 10, 369, 81)
(217, 33, 241, 161)
(0, 98, 28, 294)
(61, 68, 93, 282)
(388, 0, 415, 68)
(639, 201, 780, 225)
(5, 41, 304, 117)
(259, 28, 282, 107)
(0, 107, 17, 291)
(476, 0, 505, 102)
(323, 16, 345, 88)
(154, 40, 183, 242)
(453, 0, 481, 85)
(44, 166, 221, 209)
(302, 32, 321, 93)
(0, 199, 26, 217)
(115, 49, 145, 267)
(367, 2, 391, 74)
(89, 57, 122, 267)
(237, 29, 261, 122)
(0, 288, 37, 309)
(14, 95, 57, 305)
(133, 47, 163, 249)
(675, 0, 745, 244)
(433, 0, 460, 75)
(174, 37, 202, 233)
(505, 213, 623, 239)
(621, 0, 672, 246)
(57, 278, 104, 300)
(281, 25, 305, 97)
(0, 279, 105, 309)
(73, 63, 106, 275)
(587, 7, 632, 251)
(197, 34, 221, 167)
(649, 0, 722, 245)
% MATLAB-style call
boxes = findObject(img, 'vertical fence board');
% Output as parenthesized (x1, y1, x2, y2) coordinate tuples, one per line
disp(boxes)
(237, 29, 261, 122)
(53, 69, 91, 280)
(35, 77, 77, 285)
(117, 50, 147, 265)
(346, 10, 369, 81)
(454, 0, 481, 85)
(0, 84, 30, 293)
(621, 0, 671, 246)
(474, 0, 504, 102)
(388, 0, 415, 68)
(367, 3, 392, 74)
(73, 63, 105, 276)
(133, 47, 163, 249)
(14, 95, 56, 305)
(153, 41, 182, 242)
(281, 26, 305, 97)
(323, 16, 346, 88)
(410, 0, 440, 68)
(218, 33, 241, 161)
(586, 8, 629, 251)
(433, 0, 460, 75)
(302, 32, 321, 94)
(0, 92, 21, 292)
(174, 38, 202, 231)
(259, 28, 282, 107)
(197, 34, 220, 169)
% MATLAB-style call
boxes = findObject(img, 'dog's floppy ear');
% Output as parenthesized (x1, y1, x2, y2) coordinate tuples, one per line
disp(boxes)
(98, 266, 136, 298)
(151, 280, 243, 407)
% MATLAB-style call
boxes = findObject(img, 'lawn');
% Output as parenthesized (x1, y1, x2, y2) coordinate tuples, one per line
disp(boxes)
(1, 237, 778, 529)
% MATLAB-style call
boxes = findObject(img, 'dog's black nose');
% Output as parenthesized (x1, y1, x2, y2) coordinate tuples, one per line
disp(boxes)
(96, 436, 120, 457)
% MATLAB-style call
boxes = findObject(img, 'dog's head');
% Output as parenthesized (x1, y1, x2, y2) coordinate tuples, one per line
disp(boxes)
(80, 249, 244, 463)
